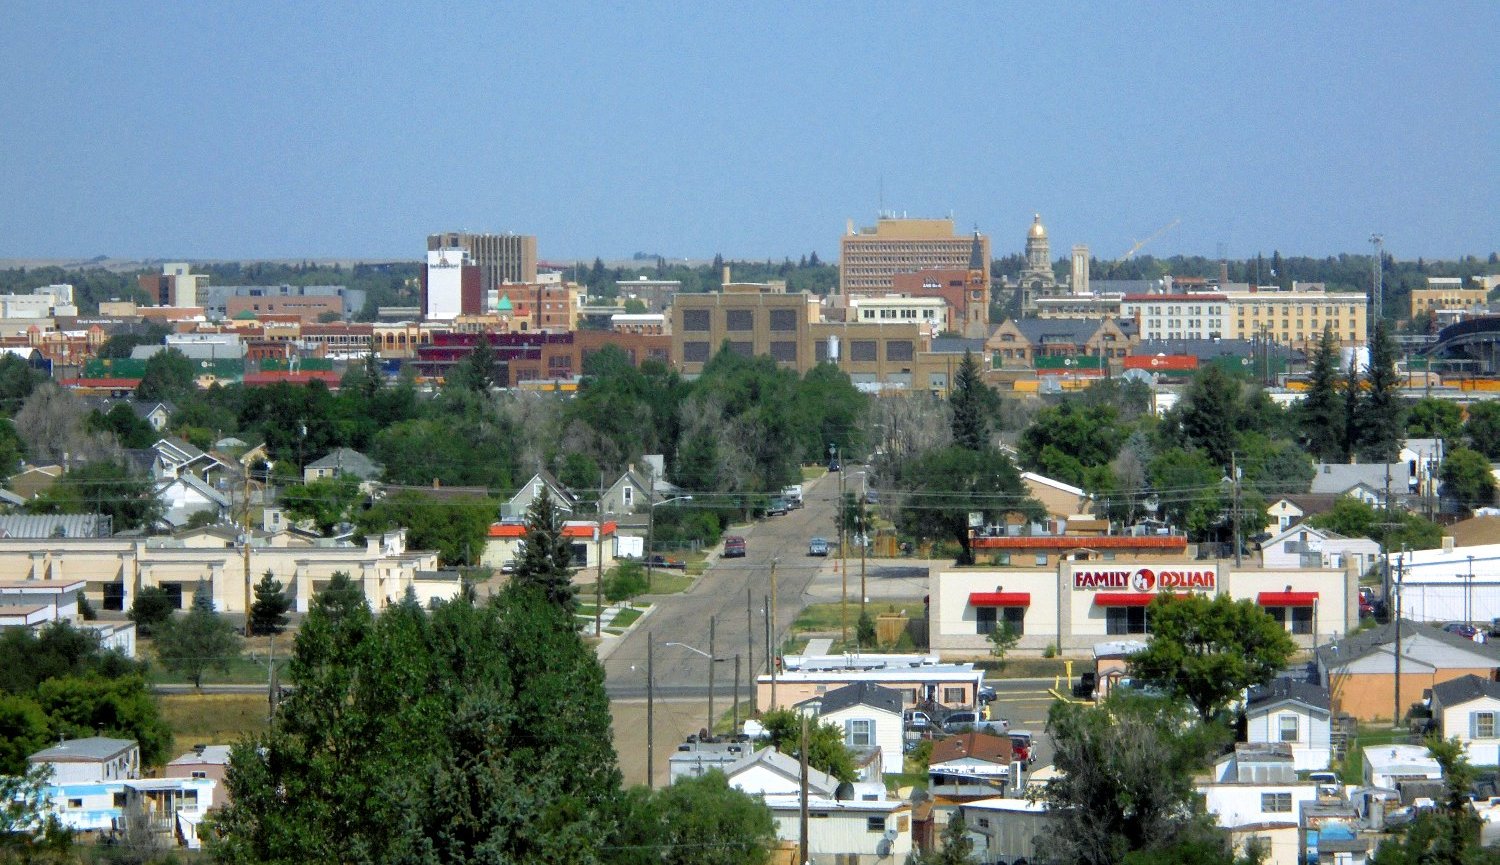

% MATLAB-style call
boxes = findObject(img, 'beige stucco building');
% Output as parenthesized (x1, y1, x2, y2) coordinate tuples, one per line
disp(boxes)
(0, 527, 449, 615)
(840, 217, 989, 296)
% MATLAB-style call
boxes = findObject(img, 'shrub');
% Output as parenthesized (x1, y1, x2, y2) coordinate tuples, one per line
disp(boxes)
(604, 561, 648, 603)
(128, 587, 175, 637)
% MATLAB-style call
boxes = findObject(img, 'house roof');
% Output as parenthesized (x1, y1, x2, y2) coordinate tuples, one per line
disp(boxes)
(929, 732, 1013, 767)
(1431, 674, 1500, 708)
(1447, 516, 1500, 548)
(29, 736, 136, 762)
(1310, 463, 1411, 496)
(1316, 620, 1500, 669)
(159, 472, 232, 508)
(1273, 494, 1345, 517)
(510, 469, 578, 507)
(1247, 679, 1331, 714)
(167, 745, 232, 767)
(306, 447, 382, 481)
(1008, 317, 1112, 346)
(725, 747, 840, 796)
(0, 514, 111, 539)
(929, 337, 988, 355)
(155, 435, 207, 463)
(817, 682, 903, 717)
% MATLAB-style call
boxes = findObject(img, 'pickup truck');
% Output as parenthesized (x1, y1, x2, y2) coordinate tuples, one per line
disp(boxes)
(781, 485, 803, 508)
(646, 554, 686, 569)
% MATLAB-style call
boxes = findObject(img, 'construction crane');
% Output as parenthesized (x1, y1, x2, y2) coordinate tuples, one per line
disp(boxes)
(1119, 218, 1181, 261)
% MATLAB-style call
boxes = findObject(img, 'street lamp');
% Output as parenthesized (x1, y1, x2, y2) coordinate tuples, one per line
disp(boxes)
(645, 495, 692, 592)
(667, 624, 742, 736)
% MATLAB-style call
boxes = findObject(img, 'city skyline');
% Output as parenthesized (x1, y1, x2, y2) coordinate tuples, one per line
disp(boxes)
(0, 3, 1495, 263)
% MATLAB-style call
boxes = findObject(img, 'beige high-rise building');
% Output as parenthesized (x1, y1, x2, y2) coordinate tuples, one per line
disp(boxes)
(1222, 286, 1368, 348)
(839, 217, 989, 295)
(1071, 245, 1091, 295)
(427, 232, 538, 293)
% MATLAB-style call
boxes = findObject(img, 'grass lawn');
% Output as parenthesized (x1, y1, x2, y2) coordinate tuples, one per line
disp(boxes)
(792, 599, 925, 634)
(158, 693, 271, 745)
(643, 569, 694, 595)
(1341, 725, 1411, 784)
(611, 607, 643, 628)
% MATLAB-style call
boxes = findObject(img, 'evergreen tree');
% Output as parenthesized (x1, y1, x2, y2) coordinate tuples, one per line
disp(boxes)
(948, 349, 989, 450)
(1179, 365, 1239, 469)
(512, 488, 578, 615)
(1356, 320, 1405, 462)
(1341, 357, 1363, 462)
(447, 335, 499, 394)
(1298, 327, 1345, 461)
(249, 571, 291, 636)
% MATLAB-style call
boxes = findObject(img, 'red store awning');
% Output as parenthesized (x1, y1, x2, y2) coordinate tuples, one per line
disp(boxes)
(1257, 591, 1319, 606)
(969, 592, 1032, 607)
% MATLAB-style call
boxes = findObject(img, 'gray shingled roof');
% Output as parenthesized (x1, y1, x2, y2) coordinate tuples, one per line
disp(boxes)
(1316, 619, 1500, 669)
(929, 337, 988, 355)
(1247, 679, 1331, 714)
(1011, 318, 1110, 345)
(1310, 463, 1412, 496)
(1431, 674, 1500, 708)
(817, 681, 903, 717)
(306, 447, 382, 481)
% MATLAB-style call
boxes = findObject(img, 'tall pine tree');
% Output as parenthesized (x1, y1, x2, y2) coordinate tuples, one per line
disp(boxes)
(512, 488, 578, 615)
(1341, 357, 1363, 462)
(948, 349, 990, 451)
(1298, 327, 1345, 461)
(1356, 320, 1404, 462)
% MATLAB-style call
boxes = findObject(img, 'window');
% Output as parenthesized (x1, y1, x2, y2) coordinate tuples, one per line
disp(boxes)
(682, 310, 710, 332)
(113, 792, 127, 807)
(728, 341, 753, 357)
(623, 487, 633, 507)
(725, 310, 753, 331)
(943, 687, 966, 704)
(191, 770, 208, 779)
(1261, 792, 1292, 813)
(683, 341, 710, 363)
(1106, 606, 1149, 635)
(845, 718, 873, 747)
(1475, 712, 1496, 739)
(770, 341, 797, 362)
(976, 607, 997, 635)
(1291, 606, 1313, 635)
(1002, 606, 1025, 635)
(851, 340, 878, 362)
(1034, 553, 1048, 566)
(1279, 714, 1299, 742)
(886, 340, 913, 361)
(866, 816, 887, 832)
(67, 798, 83, 809)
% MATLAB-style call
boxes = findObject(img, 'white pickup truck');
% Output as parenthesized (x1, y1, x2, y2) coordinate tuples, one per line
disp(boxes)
(781, 485, 803, 508)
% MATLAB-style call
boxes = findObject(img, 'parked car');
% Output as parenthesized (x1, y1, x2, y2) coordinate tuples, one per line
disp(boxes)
(647, 554, 686, 569)
(941, 710, 1008, 733)
(722, 536, 746, 558)
(903, 709, 937, 734)
(766, 498, 789, 516)
(1010, 730, 1035, 766)
(977, 683, 996, 703)
(781, 485, 803, 508)
(808, 537, 829, 556)
(1444, 622, 1484, 642)
(827, 459, 841, 473)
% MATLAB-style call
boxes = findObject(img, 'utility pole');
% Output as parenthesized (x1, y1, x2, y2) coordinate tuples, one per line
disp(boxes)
(1393, 551, 1404, 729)
(732, 654, 741, 734)
(798, 714, 810, 865)
(595, 475, 604, 638)
(747, 588, 756, 715)
(770, 558, 779, 711)
(646, 632, 655, 790)
(707, 616, 716, 737)
(859, 495, 868, 623)
(242, 465, 254, 637)
(834, 444, 846, 646)
(1232, 453, 1242, 568)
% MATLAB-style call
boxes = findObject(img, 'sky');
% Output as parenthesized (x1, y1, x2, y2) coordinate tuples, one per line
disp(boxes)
(0, 3, 1495, 264)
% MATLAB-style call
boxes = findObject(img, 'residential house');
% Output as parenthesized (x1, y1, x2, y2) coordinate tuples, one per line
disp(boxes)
(303, 447, 383, 485)
(957, 798, 1053, 865)
(724, 748, 912, 865)
(1363, 744, 1441, 789)
(482, 520, 618, 572)
(1309, 463, 1411, 502)
(30, 737, 140, 786)
(599, 466, 655, 516)
(808, 682, 905, 775)
(1429, 674, 1500, 766)
(155, 472, 232, 529)
(7, 464, 63, 500)
(1401, 438, 1444, 502)
(165, 744, 233, 800)
(81, 398, 175, 433)
(927, 732, 1014, 792)
(667, 738, 760, 785)
(1317, 620, 1500, 721)
(1198, 743, 1320, 865)
(502, 469, 578, 520)
(150, 437, 237, 487)
(1260, 523, 1379, 575)
(1245, 680, 1334, 771)
(1263, 494, 1343, 536)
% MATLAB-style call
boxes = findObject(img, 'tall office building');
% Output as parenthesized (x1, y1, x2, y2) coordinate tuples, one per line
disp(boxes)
(137, 262, 207, 307)
(1071, 245, 1091, 296)
(427, 232, 538, 293)
(839, 216, 989, 295)
(421, 249, 482, 320)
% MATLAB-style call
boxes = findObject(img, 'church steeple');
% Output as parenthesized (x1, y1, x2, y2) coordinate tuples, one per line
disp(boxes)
(968, 229, 985, 271)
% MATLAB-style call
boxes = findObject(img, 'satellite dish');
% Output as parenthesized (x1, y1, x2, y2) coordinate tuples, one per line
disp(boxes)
(834, 781, 855, 801)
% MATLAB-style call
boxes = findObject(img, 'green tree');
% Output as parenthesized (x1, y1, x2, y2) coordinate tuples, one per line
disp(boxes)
(1038, 695, 1230, 865)
(1355, 321, 1405, 462)
(911, 812, 976, 865)
(1018, 401, 1125, 486)
(1128, 594, 1296, 723)
(127, 586, 175, 637)
(1307, 497, 1444, 551)
(604, 560, 648, 603)
(281, 474, 362, 535)
(26, 460, 164, 532)
(155, 584, 244, 689)
(898, 445, 1041, 565)
(1466, 401, 1500, 459)
(356, 489, 497, 566)
(1441, 447, 1497, 511)
(0, 694, 50, 775)
(135, 347, 196, 402)
(1370, 736, 1500, 865)
(856, 610, 877, 649)
(0, 354, 45, 417)
(948, 349, 992, 450)
(34, 675, 173, 767)
(1406, 396, 1465, 442)
(758, 709, 857, 783)
(1178, 365, 1240, 469)
(249, 571, 291, 636)
(612, 771, 776, 865)
(0, 764, 72, 860)
(1147, 449, 1225, 539)
(87, 403, 157, 448)
(987, 622, 1020, 674)
(1298, 327, 1346, 461)
(446, 335, 499, 394)
(512, 487, 578, 614)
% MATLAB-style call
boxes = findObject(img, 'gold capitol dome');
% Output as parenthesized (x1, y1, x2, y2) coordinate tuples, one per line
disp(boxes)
(1028, 213, 1047, 239)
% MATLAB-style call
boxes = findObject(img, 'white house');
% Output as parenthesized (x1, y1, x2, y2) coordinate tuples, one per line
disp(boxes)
(1260, 523, 1379, 576)
(155, 473, 232, 528)
(723, 747, 839, 798)
(927, 732, 1013, 791)
(810, 682, 904, 775)
(1198, 743, 1320, 865)
(958, 798, 1053, 865)
(501, 469, 577, 520)
(1430, 674, 1500, 766)
(1245, 680, 1333, 771)
(1362, 744, 1441, 789)
(28, 737, 139, 785)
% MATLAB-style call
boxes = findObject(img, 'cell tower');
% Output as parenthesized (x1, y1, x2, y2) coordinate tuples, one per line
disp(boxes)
(1370, 233, 1384, 326)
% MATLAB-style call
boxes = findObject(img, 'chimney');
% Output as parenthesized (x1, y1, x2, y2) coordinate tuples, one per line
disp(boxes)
(722, 264, 731, 287)
(1443, 536, 1455, 553)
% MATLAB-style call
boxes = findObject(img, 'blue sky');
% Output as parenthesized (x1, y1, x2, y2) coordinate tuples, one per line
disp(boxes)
(0, 3, 1494, 263)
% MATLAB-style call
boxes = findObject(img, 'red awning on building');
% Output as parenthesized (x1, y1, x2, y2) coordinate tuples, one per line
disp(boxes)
(969, 592, 1031, 607)
(1257, 591, 1319, 606)
(1093, 593, 1157, 607)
